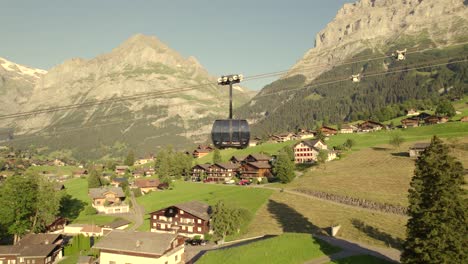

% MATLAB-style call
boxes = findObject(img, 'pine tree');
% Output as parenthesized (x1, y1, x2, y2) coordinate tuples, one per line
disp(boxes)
(213, 149, 222, 164)
(273, 151, 295, 183)
(87, 169, 102, 188)
(124, 150, 135, 166)
(402, 136, 466, 264)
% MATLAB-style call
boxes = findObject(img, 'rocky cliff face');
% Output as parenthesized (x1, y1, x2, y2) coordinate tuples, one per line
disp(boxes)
(286, 0, 468, 81)
(0, 34, 254, 158)
(0, 57, 47, 115)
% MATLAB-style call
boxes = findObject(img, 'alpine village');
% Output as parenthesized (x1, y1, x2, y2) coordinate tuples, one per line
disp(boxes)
(0, 1, 467, 264)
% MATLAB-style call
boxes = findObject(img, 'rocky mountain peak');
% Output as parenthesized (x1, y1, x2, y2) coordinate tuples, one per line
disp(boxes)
(287, 0, 467, 81)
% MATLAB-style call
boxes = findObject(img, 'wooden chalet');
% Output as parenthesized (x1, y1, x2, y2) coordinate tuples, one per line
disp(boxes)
(0, 234, 63, 264)
(88, 187, 129, 214)
(93, 230, 185, 264)
(134, 179, 161, 194)
(293, 139, 327, 164)
(339, 124, 355, 134)
(319, 126, 338, 136)
(114, 165, 129, 176)
(191, 164, 211, 181)
(417, 112, 432, 120)
(401, 118, 420, 128)
(46, 217, 69, 233)
(244, 154, 271, 164)
(358, 120, 385, 132)
(110, 177, 128, 187)
(192, 145, 214, 158)
(150, 201, 211, 239)
(229, 155, 247, 164)
(409, 143, 431, 157)
(240, 161, 273, 179)
(206, 163, 240, 183)
(406, 109, 420, 116)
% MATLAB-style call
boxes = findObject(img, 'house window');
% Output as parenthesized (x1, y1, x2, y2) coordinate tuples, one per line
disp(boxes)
(169, 208, 174, 214)
(153, 215, 157, 219)
(180, 210, 184, 214)
(175, 255, 178, 261)
(197, 219, 202, 224)
(197, 227, 202, 232)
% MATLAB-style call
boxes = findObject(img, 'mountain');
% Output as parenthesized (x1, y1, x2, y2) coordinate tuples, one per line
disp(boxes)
(238, 0, 468, 136)
(0, 34, 255, 159)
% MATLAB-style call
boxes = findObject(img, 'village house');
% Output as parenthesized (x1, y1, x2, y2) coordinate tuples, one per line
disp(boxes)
(0, 234, 64, 264)
(461, 116, 468, 122)
(358, 120, 386, 132)
(401, 118, 420, 128)
(229, 155, 247, 164)
(205, 163, 240, 183)
(192, 145, 214, 159)
(103, 219, 131, 230)
(339, 124, 355, 134)
(110, 177, 128, 187)
(93, 230, 185, 264)
(150, 201, 211, 239)
(46, 217, 69, 233)
(319, 126, 338, 136)
(88, 187, 129, 214)
(115, 165, 129, 176)
(272, 132, 296, 142)
(190, 164, 211, 181)
(134, 155, 154, 166)
(416, 112, 432, 120)
(424, 115, 449, 125)
(296, 129, 315, 139)
(240, 161, 273, 180)
(244, 154, 271, 164)
(134, 178, 161, 194)
(293, 139, 335, 164)
(409, 143, 431, 157)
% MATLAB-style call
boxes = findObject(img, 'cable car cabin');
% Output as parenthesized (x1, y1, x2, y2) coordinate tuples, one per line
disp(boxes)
(211, 119, 250, 149)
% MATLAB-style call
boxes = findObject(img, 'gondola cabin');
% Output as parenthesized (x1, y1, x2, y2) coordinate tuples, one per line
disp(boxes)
(211, 119, 250, 149)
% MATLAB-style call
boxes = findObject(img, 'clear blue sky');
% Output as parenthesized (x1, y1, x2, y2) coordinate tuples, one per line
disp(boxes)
(0, 0, 352, 90)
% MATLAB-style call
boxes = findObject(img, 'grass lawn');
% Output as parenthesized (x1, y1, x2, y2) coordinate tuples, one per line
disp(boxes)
(27, 165, 80, 176)
(136, 181, 273, 237)
(242, 192, 407, 249)
(281, 136, 468, 207)
(58, 255, 79, 264)
(327, 255, 395, 264)
(326, 122, 468, 150)
(196, 140, 297, 164)
(197, 233, 340, 264)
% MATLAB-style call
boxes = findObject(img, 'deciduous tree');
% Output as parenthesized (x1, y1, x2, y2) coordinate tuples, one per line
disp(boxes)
(273, 151, 295, 183)
(213, 149, 222, 164)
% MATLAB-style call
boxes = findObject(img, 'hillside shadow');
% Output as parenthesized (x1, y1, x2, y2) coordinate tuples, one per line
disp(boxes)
(390, 152, 409, 157)
(351, 219, 404, 249)
(267, 199, 323, 234)
(60, 194, 86, 220)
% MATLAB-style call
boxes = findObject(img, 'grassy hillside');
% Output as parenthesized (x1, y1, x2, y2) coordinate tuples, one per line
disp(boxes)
(197, 233, 340, 264)
(136, 181, 273, 238)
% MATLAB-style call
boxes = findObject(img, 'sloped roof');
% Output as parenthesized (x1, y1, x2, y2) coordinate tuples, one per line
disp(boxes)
(174, 201, 211, 221)
(19, 244, 58, 257)
(135, 179, 160, 188)
(230, 155, 247, 162)
(115, 166, 129, 170)
(245, 161, 272, 169)
(410, 143, 431, 150)
(246, 154, 271, 161)
(93, 230, 177, 256)
(297, 139, 324, 149)
(19, 233, 61, 245)
(80, 225, 102, 233)
(104, 219, 131, 229)
(193, 164, 211, 170)
(112, 177, 128, 183)
(213, 163, 240, 170)
(0, 246, 20, 256)
(88, 187, 125, 199)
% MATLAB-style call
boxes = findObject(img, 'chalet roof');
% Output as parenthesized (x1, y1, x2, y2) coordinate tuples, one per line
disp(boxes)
(410, 143, 431, 150)
(320, 126, 337, 131)
(213, 163, 240, 170)
(112, 177, 128, 183)
(173, 201, 211, 221)
(93, 230, 177, 256)
(18, 244, 58, 257)
(19, 233, 61, 246)
(341, 124, 354, 130)
(0, 245, 19, 256)
(80, 225, 102, 233)
(88, 187, 125, 199)
(192, 164, 211, 170)
(230, 155, 247, 162)
(135, 179, 160, 188)
(104, 219, 131, 229)
(194, 145, 213, 153)
(115, 166, 129, 170)
(296, 139, 325, 149)
(245, 161, 272, 169)
(417, 112, 432, 119)
(246, 154, 271, 161)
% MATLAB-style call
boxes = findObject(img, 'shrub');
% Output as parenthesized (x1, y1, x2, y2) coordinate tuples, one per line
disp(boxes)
(83, 205, 97, 215)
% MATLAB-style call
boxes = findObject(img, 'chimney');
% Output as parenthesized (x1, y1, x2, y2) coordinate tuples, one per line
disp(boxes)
(136, 240, 142, 248)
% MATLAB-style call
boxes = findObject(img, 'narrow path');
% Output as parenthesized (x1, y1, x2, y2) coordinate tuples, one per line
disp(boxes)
(128, 190, 144, 231)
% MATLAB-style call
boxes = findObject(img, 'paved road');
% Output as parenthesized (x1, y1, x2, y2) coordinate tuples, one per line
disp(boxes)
(127, 190, 144, 231)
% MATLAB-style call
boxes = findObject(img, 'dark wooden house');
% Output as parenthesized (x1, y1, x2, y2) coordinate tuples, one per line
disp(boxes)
(149, 201, 211, 238)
